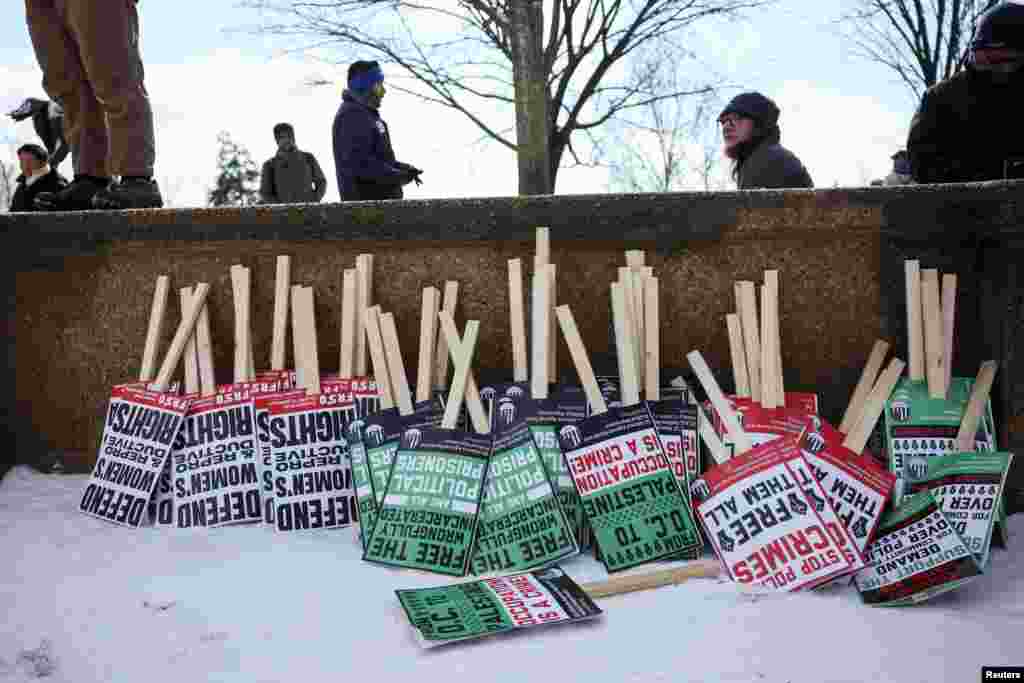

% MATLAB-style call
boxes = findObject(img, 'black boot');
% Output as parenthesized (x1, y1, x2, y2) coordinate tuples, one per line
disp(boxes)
(34, 175, 110, 211)
(92, 176, 163, 210)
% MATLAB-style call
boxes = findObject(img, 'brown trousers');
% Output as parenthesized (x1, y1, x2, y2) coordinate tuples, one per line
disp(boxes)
(25, 0, 155, 178)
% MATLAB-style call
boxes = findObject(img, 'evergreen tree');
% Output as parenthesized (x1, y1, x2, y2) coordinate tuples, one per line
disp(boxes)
(208, 131, 260, 207)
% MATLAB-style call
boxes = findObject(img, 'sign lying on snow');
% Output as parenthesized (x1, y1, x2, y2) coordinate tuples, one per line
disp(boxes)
(81, 387, 192, 528)
(558, 403, 702, 573)
(396, 566, 602, 648)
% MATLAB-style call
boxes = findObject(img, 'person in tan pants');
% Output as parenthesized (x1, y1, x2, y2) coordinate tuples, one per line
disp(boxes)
(25, 0, 162, 210)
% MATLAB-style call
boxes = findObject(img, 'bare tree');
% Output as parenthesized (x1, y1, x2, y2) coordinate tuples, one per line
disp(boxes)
(840, 0, 1000, 98)
(240, 0, 770, 193)
(0, 160, 15, 212)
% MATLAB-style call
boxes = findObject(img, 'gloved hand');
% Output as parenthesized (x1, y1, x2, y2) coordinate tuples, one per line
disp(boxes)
(395, 162, 424, 186)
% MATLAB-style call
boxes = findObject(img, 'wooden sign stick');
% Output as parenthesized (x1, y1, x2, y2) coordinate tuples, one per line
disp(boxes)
(905, 260, 925, 381)
(270, 255, 290, 371)
(195, 295, 216, 397)
(440, 318, 481, 430)
(726, 314, 750, 398)
(955, 361, 998, 451)
(921, 268, 945, 398)
(534, 227, 550, 269)
(152, 283, 210, 391)
(292, 286, 320, 393)
(380, 312, 415, 416)
(581, 559, 721, 599)
(611, 282, 641, 407)
(434, 281, 460, 391)
(416, 286, 440, 404)
(530, 267, 550, 400)
(736, 281, 762, 404)
(760, 283, 777, 410)
(363, 307, 394, 410)
(355, 254, 374, 377)
(547, 263, 557, 383)
(766, 270, 785, 406)
(672, 375, 730, 466)
(839, 340, 890, 434)
(290, 285, 308, 390)
(617, 267, 643, 393)
(244, 266, 255, 379)
(942, 273, 957, 393)
(687, 350, 753, 455)
(508, 259, 528, 383)
(644, 276, 660, 401)
(231, 265, 248, 382)
(556, 304, 609, 416)
(179, 287, 200, 394)
(339, 268, 357, 378)
(628, 267, 645, 392)
(842, 358, 906, 454)
(140, 275, 169, 382)
(438, 311, 489, 434)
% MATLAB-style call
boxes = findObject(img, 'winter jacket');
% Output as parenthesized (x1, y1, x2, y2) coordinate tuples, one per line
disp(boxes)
(907, 67, 1024, 184)
(736, 133, 814, 190)
(332, 91, 409, 201)
(9, 167, 66, 212)
(259, 149, 327, 204)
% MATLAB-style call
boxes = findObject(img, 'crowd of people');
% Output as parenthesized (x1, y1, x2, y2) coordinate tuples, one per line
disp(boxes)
(7, 1, 1023, 213)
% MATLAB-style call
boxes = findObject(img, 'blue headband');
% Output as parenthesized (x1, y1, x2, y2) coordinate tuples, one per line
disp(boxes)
(350, 66, 384, 92)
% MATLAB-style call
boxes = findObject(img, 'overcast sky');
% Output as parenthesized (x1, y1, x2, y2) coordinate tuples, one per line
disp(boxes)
(1, 0, 922, 207)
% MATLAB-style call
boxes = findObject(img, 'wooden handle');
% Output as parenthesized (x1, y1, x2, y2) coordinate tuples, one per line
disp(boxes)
(956, 361, 998, 451)
(508, 259, 528, 383)
(556, 305, 608, 416)
(766, 270, 785, 406)
(618, 267, 643, 393)
(942, 273, 957, 393)
(674, 376, 730, 465)
(842, 357, 905, 454)
(140, 275, 169, 382)
(179, 287, 200, 394)
(531, 268, 550, 400)
(581, 560, 721, 599)
(905, 260, 925, 381)
(355, 254, 373, 377)
(195, 295, 216, 397)
(440, 318, 480, 430)
(611, 282, 640, 407)
(759, 283, 776, 409)
(416, 287, 440, 403)
(687, 350, 753, 455)
(380, 312, 414, 416)
(839, 340, 890, 434)
(231, 265, 252, 382)
(921, 269, 945, 398)
(363, 307, 394, 410)
(736, 281, 761, 404)
(339, 268, 357, 378)
(292, 286, 320, 393)
(625, 249, 645, 268)
(644, 276, 660, 401)
(534, 227, 550, 269)
(726, 314, 750, 398)
(153, 283, 210, 391)
(437, 312, 489, 434)
(434, 281, 460, 390)
(547, 263, 557, 384)
(271, 255, 290, 371)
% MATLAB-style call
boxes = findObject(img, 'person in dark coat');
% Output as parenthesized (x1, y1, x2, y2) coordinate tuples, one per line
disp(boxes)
(718, 92, 813, 190)
(259, 123, 327, 204)
(332, 60, 422, 201)
(907, 2, 1024, 184)
(8, 143, 67, 212)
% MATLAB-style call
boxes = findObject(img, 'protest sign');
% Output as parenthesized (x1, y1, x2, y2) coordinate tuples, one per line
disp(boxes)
(254, 390, 307, 525)
(170, 392, 262, 529)
(82, 387, 192, 527)
(266, 393, 357, 532)
(854, 491, 982, 606)
(649, 397, 703, 558)
(396, 566, 602, 648)
(363, 427, 490, 575)
(362, 401, 443, 509)
(903, 452, 1013, 567)
(693, 436, 859, 591)
(471, 397, 579, 575)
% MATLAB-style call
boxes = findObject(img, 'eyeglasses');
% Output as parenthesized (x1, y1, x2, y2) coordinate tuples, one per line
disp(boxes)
(718, 114, 743, 127)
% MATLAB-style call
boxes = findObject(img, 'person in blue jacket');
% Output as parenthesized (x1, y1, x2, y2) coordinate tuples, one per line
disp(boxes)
(332, 60, 422, 201)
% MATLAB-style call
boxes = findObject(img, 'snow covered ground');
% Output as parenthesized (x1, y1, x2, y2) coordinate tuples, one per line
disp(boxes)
(1, 465, 1021, 683)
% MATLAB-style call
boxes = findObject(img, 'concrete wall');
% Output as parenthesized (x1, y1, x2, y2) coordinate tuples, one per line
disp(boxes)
(3, 182, 1022, 509)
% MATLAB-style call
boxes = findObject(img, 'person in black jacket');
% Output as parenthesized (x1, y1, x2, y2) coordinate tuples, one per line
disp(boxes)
(332, 60, 422, 201)
(8, 143, 67, 212)
(907, 2, 1024, 183)
(718, 92, 813, 190)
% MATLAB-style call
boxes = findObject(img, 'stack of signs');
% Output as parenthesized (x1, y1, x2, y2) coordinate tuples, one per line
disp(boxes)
(692, 436, 862, 591)
(255, 389, 308, 526)
(470, 395, 579, 575)
(81, 386, 192, 527)
(356, 400, 443, 548)
(363, 427, 490, 576)
(649, 398, 702, 558)
(883, 378, 1003, 534)
(709, 393, 818, 457)
(396, 566, 602, 648)
(903, 452, 1013, 568)
(170, 391, 262, 529)
(797, 423, 896, 563)
(558, 402, 703, 572)
(265, 391, 357, 532)
(854, 491, 982, 606)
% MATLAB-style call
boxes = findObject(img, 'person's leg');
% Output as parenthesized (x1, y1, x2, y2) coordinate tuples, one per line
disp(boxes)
(25, 0, 110, 209)
(65, 0, 161, 209)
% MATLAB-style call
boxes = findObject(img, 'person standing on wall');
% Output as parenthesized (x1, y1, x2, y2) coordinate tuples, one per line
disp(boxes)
(24, 0, 162, 211)
(332, 60, 423, 201)
(8, 143, 67, 212)
(718, 92, 814, 190)
(907, 2, 1024, 183)
(259, 123, 328, 205)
